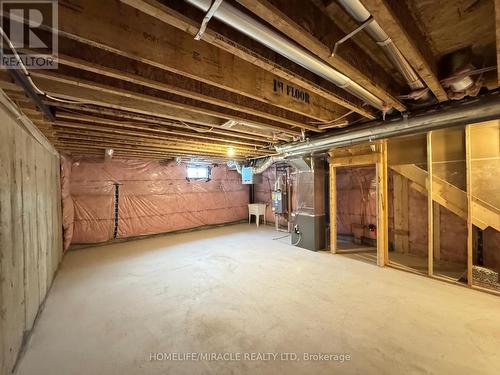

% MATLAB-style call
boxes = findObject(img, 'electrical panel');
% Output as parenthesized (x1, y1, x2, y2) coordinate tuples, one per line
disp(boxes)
(271, 190, 287, 214)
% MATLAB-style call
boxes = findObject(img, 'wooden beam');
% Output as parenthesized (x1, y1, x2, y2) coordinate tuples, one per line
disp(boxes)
(117, 0, 374, 118)
(360, 0, 448, 102)
(393, 173, 409, 253)
(427, 132, 434, 276)
(376, 141, 388, 266)
(236, 0, 405, 112)
(51, 0, 371, 121)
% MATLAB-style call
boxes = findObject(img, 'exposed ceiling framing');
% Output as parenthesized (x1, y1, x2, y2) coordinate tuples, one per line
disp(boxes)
(0, 0, 497, 160)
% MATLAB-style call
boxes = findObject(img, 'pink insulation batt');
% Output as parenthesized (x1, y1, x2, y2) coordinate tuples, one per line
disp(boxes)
(62, 157, 249, 244)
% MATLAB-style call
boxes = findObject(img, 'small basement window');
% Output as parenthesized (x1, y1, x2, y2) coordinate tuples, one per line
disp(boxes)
(186, 165, 211, 181)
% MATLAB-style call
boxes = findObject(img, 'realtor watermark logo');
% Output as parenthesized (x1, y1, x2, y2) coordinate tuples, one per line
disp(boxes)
(0, 0, 58, 69)
(149, 352, 352, 363)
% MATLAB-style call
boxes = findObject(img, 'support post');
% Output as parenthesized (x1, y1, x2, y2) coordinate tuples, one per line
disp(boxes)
(465, 125, 473, 286)
(376, 141, 388, 266)
(329, 162, 337, 253)
(427, 132, 434, 276)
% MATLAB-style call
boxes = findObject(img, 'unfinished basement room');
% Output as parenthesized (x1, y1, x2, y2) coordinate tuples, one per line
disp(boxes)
(1, 0, 500, 374)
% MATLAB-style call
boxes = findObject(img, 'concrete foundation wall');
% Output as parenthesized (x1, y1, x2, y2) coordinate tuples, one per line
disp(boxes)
(0, 101, 63, 375)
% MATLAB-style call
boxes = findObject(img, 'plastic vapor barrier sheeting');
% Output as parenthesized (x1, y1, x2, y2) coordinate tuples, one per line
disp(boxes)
(61, 157, 249, 245)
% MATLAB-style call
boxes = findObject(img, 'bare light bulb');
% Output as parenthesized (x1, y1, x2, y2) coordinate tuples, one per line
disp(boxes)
(227, 147, 235, 157)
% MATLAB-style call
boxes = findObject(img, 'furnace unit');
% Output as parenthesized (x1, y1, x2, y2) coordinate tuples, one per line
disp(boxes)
(290, 156, 326, 251)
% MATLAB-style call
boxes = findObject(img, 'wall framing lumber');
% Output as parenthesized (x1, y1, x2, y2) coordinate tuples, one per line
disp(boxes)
(329, 163, 337, 254)
(465, 125, 473, 287)
(495, 0, 500, 85)
(427, 132, 434, 275)
(328, 146, 386, 264)
(376, 141, 388, 267)
(0, 97, 62, 375)
(329, 153, 378, 167)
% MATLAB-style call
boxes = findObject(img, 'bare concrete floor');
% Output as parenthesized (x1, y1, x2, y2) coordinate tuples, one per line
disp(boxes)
(15, 224, 500, 375)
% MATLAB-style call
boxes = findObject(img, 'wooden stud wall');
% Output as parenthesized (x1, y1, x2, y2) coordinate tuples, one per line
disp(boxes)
(0, 100, 63, 375)
(326, 124, 499, 295)
(328, 142, 388, 264)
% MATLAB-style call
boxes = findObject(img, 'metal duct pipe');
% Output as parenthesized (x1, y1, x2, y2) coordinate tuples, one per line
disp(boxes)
(275, 91, 500, 156)
(185, 0, 385, 110)
(337, 0, 426, 92)
(226, 160, 242, 174)
(227, 156, 284, 175)
(253, 156, 284, 174)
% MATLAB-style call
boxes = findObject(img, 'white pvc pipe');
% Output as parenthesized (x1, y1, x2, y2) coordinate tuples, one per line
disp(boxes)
(337, 0, 425, 91)
(185, 0, 386, 110)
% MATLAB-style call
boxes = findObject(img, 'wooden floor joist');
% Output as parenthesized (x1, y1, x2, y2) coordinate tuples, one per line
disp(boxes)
(55, 111, 282, 143)
(50, 120, 270, 148)
(51, 127, 272, 155)
(54, 0, 370, 121)
(50, 47, 323, 131)
(28, 70, 304, 136)
(235, 0, 405, 112)
(52, 124, 272, 152)
(360, 0, 448, 102)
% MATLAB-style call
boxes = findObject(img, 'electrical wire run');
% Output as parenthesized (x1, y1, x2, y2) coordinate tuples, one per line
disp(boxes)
(180, 120, 214, 133)
(309, 110, 355, 126)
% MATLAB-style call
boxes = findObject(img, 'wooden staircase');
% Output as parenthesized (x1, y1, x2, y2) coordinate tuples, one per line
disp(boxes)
(390, 164, 500, 232)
